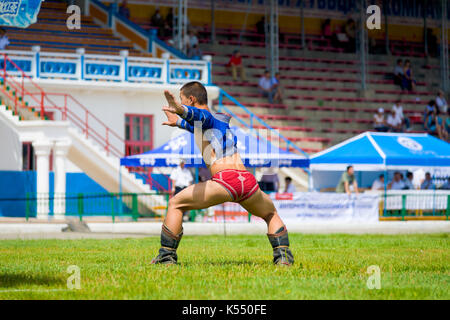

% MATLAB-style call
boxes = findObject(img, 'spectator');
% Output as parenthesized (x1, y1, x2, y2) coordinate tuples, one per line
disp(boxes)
(423, 100, 436, 123)
(393, 59, 403, 88)
(188, 30, 199, 48)
(427, 28, 438, 57)
(392, 100, 410, 131)
(169, 160, 193, 221)
(388, 171, 405, 190)
(160, 21, 172, 39)
(436, 90, 448, 114)
(373, 108, 388, 132)
(198, 167, 211, 183)
(271, 72, 283, 103)
(424, 106, 444, 140)
(322, 19, 332, 41)
(283, 177, 296, 193)
(404, 172, 415, 190)
(259, 168, 279, 193)
(332, 25, 347, 49)
(443, 109, 450, 142)
(420, 172, 435, 190)
(187, 44, 202, 60)
(0, 28, 9, 50)
(151, 7, 164, 29)
(165, 8, 174, 29)
(402, 59, 416, 92)
(258, 70, 276, 104)
(256, 16, 265, 35)
(386, 109, 402, 132)
(226, 50, 246, 82)
(336, 165, 359, 195)
(344, 18, 356, 53)
(441, 177, 450, 190)
(118, 0, 130, 19)
(371, 174, 385, 190)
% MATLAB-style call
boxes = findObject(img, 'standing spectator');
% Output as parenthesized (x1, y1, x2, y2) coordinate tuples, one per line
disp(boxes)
(393, 59, 403, 88)
(258, 70, 276, 104)
(169, 160, 194, 221)
(373, 108, 388, 132)
(118, 0, 130, 19)
(371, 174, 385, 190)
(443, 109, 450, 142)
(402, 60, 416, 92)
(256, 16, 265, 35)
(336, 165, 359, 195)
(387, 109, 402, 132)
(322, 19, 332, 42)
(259, 168, 279, 193)
(392, 99, 410, 131)
(226, 50, 246, 82)
(165, 8, 174, 29)
(388, 171, 405, 190)
(404, 172, 415, 189)
(424, 106, 444, 139)
(420, 172, 435, 190)
(271, 72, 283, 103)
(283, 177, 296, 193)
(151, 7, 164, 29)
(436, 90, 448, 114)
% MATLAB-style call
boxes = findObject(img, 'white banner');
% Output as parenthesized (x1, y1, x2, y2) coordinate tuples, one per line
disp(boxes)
(271, 192, 380, 222)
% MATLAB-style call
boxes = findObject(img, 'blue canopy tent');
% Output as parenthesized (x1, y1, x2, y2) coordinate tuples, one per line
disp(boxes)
(120, 126, 309, 168)
(309, 132, 450, 190)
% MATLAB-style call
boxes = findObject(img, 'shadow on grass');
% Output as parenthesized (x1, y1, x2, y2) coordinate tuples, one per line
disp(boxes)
(0, 273, 65, 288)
(181, 260, 267, 267)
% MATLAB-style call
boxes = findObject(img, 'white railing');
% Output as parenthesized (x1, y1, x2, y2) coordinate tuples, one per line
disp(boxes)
(0, 49, 211, 85)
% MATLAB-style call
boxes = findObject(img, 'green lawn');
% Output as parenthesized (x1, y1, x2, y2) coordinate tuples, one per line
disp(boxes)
(0, 233, 449, 299)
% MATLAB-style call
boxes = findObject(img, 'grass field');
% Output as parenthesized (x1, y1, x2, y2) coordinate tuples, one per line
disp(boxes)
(0, 233, 449, 299)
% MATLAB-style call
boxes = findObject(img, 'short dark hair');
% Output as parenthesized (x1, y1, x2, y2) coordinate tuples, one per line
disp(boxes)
(407, 172, 413, 178)
(180, 81, 208, 105)
(346, 165, 353, 172)
(285, 177, 292, 182)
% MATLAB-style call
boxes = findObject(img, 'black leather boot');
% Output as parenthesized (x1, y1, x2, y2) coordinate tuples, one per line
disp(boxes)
(151, 224, 183, 265)
(267, 226, 294, 266)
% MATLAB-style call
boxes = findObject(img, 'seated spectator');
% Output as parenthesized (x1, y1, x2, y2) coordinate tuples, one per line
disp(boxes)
(259, 168, 279, 193)
(404, 172, 415, 189)
(226, 50, 246, 82)
(283, 177, 296, 193)
(188, 30, 199, 48)
(441, 177, 450, 190)
(436, 90, 448, 114)
(424, 106, 444, 139)
(420, 172, 435, 190)
(258, 70, 277, 104)
(118, 0, 130, 19)
(423, 100, 436, 123)
(332, 25, 347, 49)
(387, 109, 402, 132)
(371, 174, 385, 190)
(187, 44, 202, 60)
(272, 72, 283, 103)
(373, 108, 388, 132)
(402, 60, 416, 92)
(393, 59, 403, 88)
(388, 172, 405, 190)
(0, 28, 9, 50)
(344, 18, 356, 53)
(336, 165, 359, 195)
(392, 99, 410, 131)
(160, 21, 172, 39)
(322, 19, 332, 41)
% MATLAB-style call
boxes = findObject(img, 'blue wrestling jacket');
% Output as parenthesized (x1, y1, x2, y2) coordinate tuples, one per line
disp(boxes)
(175, 104, 238, 161)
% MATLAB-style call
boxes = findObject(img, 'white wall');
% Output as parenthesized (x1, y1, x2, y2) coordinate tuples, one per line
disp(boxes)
(25, 80, 220, 172)
(0, 113, 22, 170)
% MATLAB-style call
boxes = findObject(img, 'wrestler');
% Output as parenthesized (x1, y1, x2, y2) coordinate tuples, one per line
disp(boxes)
(151, 81, 294, 266)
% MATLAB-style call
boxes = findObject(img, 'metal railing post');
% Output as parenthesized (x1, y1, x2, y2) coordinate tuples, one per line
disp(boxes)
(401, 194, 407, 221)
(446, 195, 449, 220)
(111, 193, 115, 223)
(132, 193, 138, 221)
(77, 193, 84, 221)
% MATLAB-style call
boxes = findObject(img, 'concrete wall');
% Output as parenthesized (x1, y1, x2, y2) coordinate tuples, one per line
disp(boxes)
(0, 114, 22, 171)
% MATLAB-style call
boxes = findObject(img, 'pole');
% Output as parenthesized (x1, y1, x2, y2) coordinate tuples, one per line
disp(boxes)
(300, 0, 305, 50)
(423, 0, 428, 57)
(360, 0, 367, 91)
(440, 0, 449, 92)
(384, 0, 390, 54)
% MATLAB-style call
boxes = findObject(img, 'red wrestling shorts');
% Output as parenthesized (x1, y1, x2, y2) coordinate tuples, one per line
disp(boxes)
(212, 169, 259, 203)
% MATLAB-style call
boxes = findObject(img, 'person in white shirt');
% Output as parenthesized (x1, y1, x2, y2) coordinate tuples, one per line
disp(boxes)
(283, 177, 296, 193)
(371, 174, 385, 190)
(436, 90, 448, 114)
(386, 109, 402, 132)
(404, 172, 414, 189)
(0, 28, 9, 50)
(388, 172, 406, 190)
